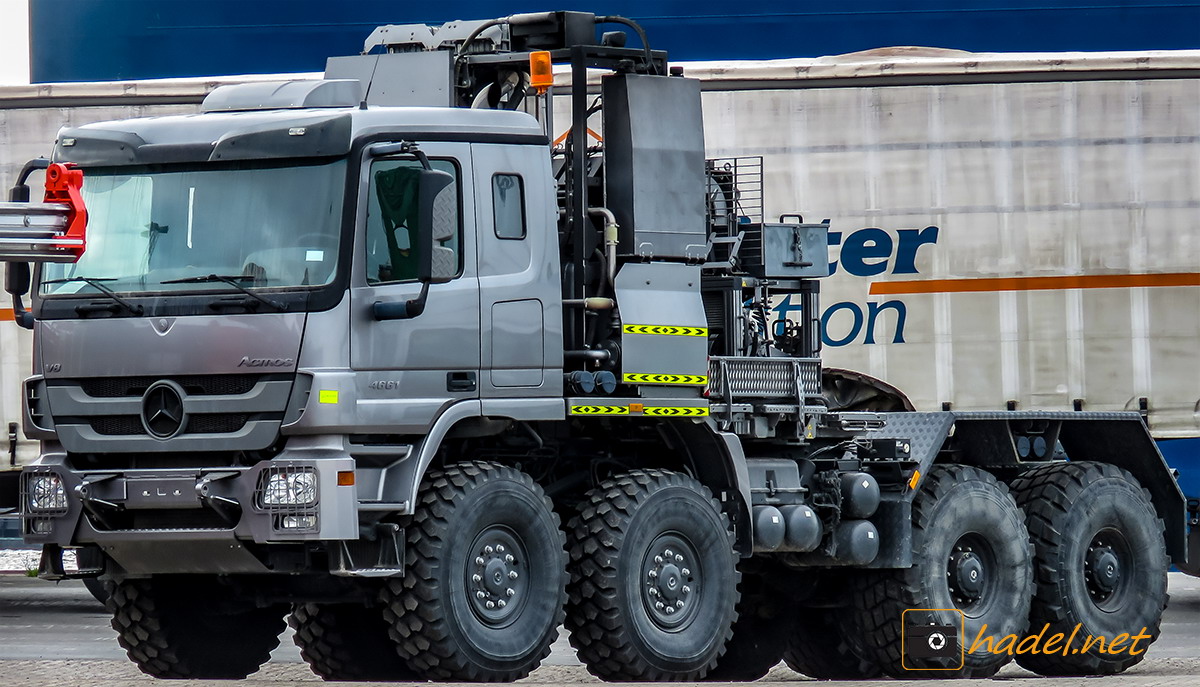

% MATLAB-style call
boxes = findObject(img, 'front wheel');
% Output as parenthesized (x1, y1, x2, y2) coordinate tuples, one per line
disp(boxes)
(565, 470, 740, 681)
(291, 602, 422, 681)
(384, 462, 567, 682)
(847, 465, 1033, 678)
(108, 576, 287, 679)
(1010, 461, 1168, 676)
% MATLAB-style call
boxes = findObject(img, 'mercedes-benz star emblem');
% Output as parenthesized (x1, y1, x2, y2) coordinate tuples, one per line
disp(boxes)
(141, 381, 186, 439)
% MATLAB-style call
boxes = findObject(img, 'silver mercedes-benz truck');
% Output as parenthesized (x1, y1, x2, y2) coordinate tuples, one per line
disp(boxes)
(0, 11, 1188, 683)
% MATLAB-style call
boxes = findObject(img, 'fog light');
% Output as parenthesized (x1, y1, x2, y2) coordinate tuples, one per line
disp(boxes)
(261, 470, 317, 507)
(27, 474, 67, 512)
(280, 515, 317, 530)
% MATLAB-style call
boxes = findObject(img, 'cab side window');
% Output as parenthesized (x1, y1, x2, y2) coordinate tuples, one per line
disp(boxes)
(492, 173, 525, 240)
(365, 158, 460, 284)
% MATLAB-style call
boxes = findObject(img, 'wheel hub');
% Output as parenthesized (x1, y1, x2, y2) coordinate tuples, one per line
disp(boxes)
(642, 534, 700, 629)
(1085, 535, 1124, 602)
(467, 527, 527, 626)
(946, 534, 996, 613)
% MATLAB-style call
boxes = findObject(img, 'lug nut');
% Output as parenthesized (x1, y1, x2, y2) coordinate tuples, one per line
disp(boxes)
(506, 588, 515, 597)
(682, 585, 691, 594)
(681, 568, 690, 576)
(505, 554, 515, 564)
(666, 606, 675, 614)
(509, 570, 519, 580)
(654, 555, 663, 564)
(486, 601, 495, 609)
(655, 601, 665, 610)
(676, 601, 684, 609)
(496, 545, 505, 553)
(497, 599, 506, 608)
(475, 556, 485, 566)
(648, 587, 659, 596)
(664, 549, 674, 558)
(485, 545, 494, 554)
(648, 569, 658, 578)
(675, 554, 683, 562)
(476, 591, 486, 599)
(472, 574, 482, 583)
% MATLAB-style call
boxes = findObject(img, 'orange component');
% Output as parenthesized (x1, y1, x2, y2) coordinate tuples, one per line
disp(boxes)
(337, 471, 356, 486)
(529, 51, 553, 93)
(43, 162, 87, 260)
(907, 469, 922, 491)
(629, 403, 644, 413)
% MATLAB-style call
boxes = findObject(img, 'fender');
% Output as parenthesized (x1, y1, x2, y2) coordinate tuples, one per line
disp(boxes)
(377, 399, 482, 513)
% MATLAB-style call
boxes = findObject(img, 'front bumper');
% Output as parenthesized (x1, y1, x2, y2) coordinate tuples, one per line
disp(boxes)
(20, 456, 358, 551)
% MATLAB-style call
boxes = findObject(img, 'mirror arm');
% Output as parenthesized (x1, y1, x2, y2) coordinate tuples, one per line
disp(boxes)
(10, 294, 32, 329)
(371, 282, 430, 321)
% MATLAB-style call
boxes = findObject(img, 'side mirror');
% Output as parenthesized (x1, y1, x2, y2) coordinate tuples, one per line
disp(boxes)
(4, 262, 30, 297)
(415, 169, 456, 284)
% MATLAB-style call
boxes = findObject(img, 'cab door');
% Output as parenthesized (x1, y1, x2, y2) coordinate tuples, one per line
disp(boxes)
(472, 143, 562, 398)
(350, 143, 480, 432)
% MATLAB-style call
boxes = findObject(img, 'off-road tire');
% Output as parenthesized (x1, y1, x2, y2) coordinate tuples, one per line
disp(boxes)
(783, 607, 882, 680)
(83, 577, 109, 605)
(565, 469, 740, 681)
(1010, 461, 1168, 676)
(384, 462, 567, 682)
(291, 603, 422, 681)
(702, 564, 789, 681)
(847, 464, 1032, 678)
(108, 577, 287, 679)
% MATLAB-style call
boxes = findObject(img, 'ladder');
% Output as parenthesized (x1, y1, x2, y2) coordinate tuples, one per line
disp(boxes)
(0, 163, 86, 263)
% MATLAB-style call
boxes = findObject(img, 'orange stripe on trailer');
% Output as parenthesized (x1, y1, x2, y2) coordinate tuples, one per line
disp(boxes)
(869, 272, 1200, 296)
(0, 308, 19, 322)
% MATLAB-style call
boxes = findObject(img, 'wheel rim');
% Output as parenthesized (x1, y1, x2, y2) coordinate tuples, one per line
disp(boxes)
(465, 525, 529, 627)
(946, 532, 998, 616)
(1085, 528, 1132, 611)
(641, 532, 701, 630)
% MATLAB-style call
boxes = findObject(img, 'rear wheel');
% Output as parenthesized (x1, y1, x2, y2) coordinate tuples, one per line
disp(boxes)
(108, 576, 287, 679)
(565, 470, 740, 681)
(847, 465, 1032, 678)
(384, 462, 567, 682)
(783, 608, 881, 680)
(1010, 461, 1168, 676)
(291, 602, 422, 681)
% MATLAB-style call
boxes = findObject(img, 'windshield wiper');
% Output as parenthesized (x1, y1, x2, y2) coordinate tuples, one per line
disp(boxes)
(160, 274, 287, 311)
(41, 277, 144, 316)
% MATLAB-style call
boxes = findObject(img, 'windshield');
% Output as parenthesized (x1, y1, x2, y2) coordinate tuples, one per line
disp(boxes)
(41, 159, 346, 296)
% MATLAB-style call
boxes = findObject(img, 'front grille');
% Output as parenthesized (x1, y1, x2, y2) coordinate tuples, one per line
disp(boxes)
(90, 416, 145, 436)
(187, 414, 249, 435)
(79, 374, 261, 398)
(89, 414, 250, 437)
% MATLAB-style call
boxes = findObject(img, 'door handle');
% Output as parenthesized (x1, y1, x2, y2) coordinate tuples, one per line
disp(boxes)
(447, 371, 477, 392)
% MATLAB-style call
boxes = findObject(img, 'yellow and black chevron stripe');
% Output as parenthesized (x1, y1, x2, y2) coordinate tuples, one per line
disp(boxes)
(569, 405, 629, 416)
(622, 324, 708, 337)
(623, 373, 708, 386)
(569, 404, 709, 417)
(643, 406, 709, 417)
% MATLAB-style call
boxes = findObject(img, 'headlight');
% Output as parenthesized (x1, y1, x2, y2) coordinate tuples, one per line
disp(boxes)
(27, 473, 67, 512)
(261, 470, 318, 507)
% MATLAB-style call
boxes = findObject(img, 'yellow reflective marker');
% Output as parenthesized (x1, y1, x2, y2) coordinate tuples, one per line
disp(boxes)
(622, 373, 708, 386)
(570, 405, 629, 416)
(622, 324, 708, 337)
(319, 390, 339, 404)
(643, 406, 709, 417)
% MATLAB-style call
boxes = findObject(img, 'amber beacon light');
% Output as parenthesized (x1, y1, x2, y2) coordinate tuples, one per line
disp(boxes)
(529, 51, 553, 93)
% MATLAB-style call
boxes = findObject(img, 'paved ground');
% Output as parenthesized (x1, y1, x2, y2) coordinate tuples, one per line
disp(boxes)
(0, 573, 1197, 686)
